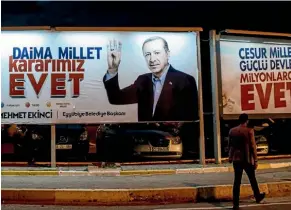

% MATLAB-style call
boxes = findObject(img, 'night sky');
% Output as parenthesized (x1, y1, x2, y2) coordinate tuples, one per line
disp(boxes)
(2, 1, 289, 32)
(2, 1, 290, 114)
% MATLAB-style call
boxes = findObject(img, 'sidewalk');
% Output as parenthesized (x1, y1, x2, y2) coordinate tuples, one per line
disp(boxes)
(2, 167, 291, 206)
(2, 158, 291, 176)
(2, 167, 291, 189)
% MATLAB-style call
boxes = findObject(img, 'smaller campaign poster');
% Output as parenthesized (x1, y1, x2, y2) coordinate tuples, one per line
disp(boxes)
(219, 37, 291, 115)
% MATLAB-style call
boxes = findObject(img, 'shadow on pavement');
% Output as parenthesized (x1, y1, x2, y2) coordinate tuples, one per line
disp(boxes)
(182, 183, 201, 187)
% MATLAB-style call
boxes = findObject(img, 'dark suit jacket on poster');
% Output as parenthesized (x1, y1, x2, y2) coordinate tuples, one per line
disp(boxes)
(103, 65, 198, 122)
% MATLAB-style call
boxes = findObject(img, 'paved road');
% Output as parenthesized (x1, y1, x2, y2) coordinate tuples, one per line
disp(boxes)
(2, 197, 291, 209)
(2, 167, 291, 189)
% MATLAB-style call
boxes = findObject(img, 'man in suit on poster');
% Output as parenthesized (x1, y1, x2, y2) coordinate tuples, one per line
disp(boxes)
(103, 36, 198, 122)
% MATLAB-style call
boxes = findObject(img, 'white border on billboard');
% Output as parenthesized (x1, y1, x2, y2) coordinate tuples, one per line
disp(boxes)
(1, 26, 203, 125)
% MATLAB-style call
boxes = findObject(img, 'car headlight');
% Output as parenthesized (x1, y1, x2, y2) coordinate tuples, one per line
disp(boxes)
(256, 136, 267, 143)
(32, 133, 41, 140)
(16, 126, 23, 133)
(80, 130, 88, 141)
(170, 136, 181, 145)
(134, 137, 146, 144)
(17, 126, 27, 135)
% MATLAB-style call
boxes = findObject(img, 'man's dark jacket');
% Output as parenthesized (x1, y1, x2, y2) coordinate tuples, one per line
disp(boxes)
(103, 65, 198, 122)
(228, 125, 258, 165)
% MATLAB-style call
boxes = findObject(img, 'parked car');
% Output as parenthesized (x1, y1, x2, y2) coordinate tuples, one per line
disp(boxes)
(222, 118, 276, 156)
(253, 120, 274, 155)
(131, 129, 183, 159)
(1, 124, 48, 161)
(55, 124, 90, 161)
(271, 119, 291, 154)
(96, 124, 135, 161)
(96, 123, 183, 161)
(2, 124, 90, 162)
(20, 124, 90, 161)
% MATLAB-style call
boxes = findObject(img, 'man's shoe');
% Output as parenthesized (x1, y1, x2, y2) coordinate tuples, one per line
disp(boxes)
(256, 192, 266, 203)
(232, 206, 239, 210)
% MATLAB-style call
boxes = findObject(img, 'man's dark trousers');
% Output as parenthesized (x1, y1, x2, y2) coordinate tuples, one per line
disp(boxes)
(233, 161, 261, 207)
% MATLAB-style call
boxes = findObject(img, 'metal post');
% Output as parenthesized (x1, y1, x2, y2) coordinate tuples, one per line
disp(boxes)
(51, 124, 56, 168)
(209, 30, 222, 164)
(196, 32, 206, 166)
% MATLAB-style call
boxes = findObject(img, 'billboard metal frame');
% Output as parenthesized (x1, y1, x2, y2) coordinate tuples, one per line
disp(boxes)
(54, 27, 203, 32)
(209, 30, 221, 164)
(211, 29, 291, 165)
(1, 26, 51, 31)
(1, 26, 205, 166)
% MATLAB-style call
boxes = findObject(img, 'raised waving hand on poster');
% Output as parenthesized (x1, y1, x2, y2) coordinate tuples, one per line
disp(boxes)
(107, 39, 122, 74)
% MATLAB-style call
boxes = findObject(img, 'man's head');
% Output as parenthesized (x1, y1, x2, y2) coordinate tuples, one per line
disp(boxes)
(142, 36, 170, 76)
(239, 113, 249, 125)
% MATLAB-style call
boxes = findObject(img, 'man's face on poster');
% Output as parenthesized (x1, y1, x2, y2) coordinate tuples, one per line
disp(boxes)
(143, 39, 170, 75)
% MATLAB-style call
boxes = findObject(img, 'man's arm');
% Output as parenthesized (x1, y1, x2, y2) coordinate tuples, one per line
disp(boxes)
(249, 129, 258, 165)
(103, 72, 138, 105)
(228, 130, 234, 163)
(104, 39, 134, 105)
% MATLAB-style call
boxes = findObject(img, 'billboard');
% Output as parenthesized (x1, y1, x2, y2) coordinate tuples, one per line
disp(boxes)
(1, 30, 199, 124)
(219, 36, 291, 115)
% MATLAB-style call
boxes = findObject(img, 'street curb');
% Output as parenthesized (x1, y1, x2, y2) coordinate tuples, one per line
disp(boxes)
(1, 171, 59, 176)
(2, 162, 291, 176)
(175, 162, 291, 174)
(2, 155, 291, 167)
(120, 169, 176, 176)
(2, 181, 291, 206)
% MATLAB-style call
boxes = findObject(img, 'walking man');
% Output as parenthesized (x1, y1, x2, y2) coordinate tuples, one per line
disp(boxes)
(228, 113, 265, 209)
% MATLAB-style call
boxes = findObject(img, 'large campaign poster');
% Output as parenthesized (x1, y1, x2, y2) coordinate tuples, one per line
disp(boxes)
(1, 30, 199, 124)
(219, 37, 291, 115)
